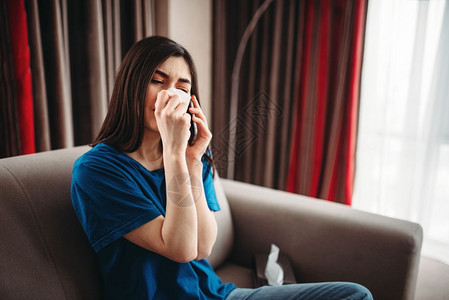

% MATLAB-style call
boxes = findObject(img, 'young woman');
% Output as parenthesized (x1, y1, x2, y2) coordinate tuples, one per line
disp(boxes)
(71, 36, 373, 299)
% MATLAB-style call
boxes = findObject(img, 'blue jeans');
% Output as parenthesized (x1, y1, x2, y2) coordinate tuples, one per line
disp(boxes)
(225, 282, 373, 300)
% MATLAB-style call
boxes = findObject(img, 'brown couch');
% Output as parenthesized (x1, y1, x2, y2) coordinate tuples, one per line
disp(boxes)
(0, 146, 423, 299)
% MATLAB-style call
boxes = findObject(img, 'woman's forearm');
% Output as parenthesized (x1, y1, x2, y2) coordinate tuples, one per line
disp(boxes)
(195, 192, 218, 260)
(187, 160, 218, 260)
(162, 154, 198, 261)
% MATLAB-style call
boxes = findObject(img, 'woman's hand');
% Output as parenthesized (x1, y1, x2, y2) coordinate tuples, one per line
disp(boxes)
(154, 90, 191, 156)
(185, 95, 212, 164)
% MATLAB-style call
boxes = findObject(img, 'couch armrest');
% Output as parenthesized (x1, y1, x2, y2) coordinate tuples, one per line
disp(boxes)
(221, 179, 422, 300)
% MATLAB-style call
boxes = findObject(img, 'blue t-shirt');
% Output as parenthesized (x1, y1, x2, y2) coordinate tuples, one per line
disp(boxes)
(71, 143, 236, 299)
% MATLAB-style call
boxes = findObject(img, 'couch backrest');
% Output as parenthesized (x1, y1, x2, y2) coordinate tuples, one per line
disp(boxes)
(0, 146, 102, 299)
(0, 146, 233, 299)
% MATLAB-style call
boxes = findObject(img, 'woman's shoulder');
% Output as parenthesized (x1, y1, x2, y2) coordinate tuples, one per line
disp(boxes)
(73, 143, 129, 175)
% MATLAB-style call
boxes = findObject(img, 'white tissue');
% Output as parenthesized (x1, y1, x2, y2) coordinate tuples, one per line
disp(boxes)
(167, 87, 190, 105)
(264, 244, 284, 286)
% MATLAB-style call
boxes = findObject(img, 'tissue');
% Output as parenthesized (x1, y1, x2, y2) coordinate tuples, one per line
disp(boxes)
(264, 244, 284, 286)
(167, 87, 190, 105)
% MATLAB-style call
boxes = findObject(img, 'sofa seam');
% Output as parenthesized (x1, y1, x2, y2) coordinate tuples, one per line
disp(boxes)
(0, 163, 69, 299)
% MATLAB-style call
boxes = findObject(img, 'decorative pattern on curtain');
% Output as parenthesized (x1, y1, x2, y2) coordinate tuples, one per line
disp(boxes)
(212, 0, 367, 205)
(1, 0, 155, 158)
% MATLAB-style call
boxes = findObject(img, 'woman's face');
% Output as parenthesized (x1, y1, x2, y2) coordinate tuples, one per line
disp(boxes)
(144, 56, 192, 133)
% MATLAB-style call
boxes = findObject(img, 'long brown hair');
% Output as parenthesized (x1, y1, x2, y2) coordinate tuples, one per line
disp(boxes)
(92, 36, 215, 174)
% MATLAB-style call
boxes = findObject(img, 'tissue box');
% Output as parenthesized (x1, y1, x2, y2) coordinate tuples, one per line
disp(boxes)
(253, 253, 297, 287)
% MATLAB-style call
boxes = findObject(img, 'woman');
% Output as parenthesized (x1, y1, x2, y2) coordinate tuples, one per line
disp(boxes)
(71, 36, 372, 299)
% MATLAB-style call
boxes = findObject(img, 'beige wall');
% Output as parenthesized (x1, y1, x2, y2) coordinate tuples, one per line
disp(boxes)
(166, 0, 212, 119)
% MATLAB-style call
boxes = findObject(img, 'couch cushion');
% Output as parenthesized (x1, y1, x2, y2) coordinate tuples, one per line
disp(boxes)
(215, 263, 255, 288)
(0, 146, 102, 299)
(207, 174, 234, 269)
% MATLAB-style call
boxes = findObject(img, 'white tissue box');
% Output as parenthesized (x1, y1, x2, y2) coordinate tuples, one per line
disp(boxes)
(253, 253, 297, 287)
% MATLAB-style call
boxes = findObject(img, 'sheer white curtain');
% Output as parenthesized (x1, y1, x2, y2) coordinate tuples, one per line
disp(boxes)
(354, 0, 449, 264)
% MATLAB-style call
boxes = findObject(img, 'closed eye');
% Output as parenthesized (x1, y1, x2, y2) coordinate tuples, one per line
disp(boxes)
(151, 79, 163, 84)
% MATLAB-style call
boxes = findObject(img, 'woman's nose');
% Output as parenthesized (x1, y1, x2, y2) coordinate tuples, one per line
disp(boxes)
(166, 83, 177, 90)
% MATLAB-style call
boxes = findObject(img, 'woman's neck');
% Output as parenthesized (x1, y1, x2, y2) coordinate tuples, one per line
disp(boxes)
(126, 133, 164, 171)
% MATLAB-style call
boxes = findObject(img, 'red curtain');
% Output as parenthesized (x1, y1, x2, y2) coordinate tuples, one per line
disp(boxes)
(1, 0, 156, 158)
(286, 0, 367, 205)
(6, 0, 35, 155)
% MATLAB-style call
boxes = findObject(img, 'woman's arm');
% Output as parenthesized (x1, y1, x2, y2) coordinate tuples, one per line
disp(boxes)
(187, 159, 218, 260)
(125, 92, 217, 263)
(185, 95, 218, 260)
(124, 155, 198, 263)
(125, 91, 199, 262)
